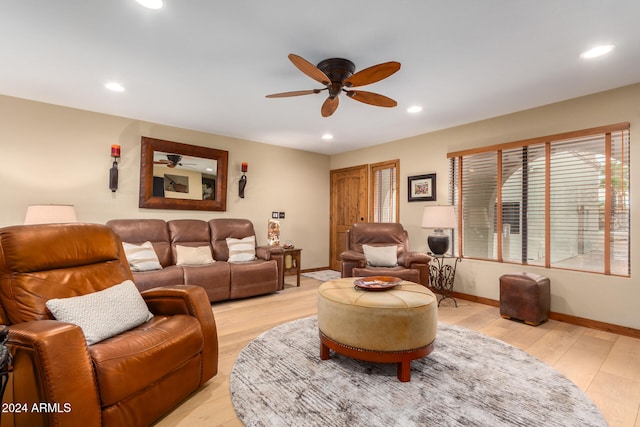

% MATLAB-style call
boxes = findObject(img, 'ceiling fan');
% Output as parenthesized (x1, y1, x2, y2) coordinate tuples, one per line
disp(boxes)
(154, 154, 193, 168)
(266, 54, 401, 117)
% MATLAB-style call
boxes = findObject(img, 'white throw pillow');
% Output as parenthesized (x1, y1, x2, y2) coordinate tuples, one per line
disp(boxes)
(226, 236, 256, 262)
(362, 244, 398, 267)
(122, 241, 162, 272)
(175, 245, 215, 266)
(45, 280, 153, 346)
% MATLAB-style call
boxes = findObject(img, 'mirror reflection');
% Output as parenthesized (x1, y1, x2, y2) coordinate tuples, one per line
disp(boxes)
(140, 137, 228, 211)
(152, 151, 218, 200)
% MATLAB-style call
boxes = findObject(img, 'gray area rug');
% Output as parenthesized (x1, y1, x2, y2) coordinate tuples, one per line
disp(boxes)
(231, 316, 607, 427)
(301, 269, 341, 282)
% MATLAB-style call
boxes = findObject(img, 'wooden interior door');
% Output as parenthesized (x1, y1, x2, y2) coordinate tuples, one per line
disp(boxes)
(329, 165, 368, 271)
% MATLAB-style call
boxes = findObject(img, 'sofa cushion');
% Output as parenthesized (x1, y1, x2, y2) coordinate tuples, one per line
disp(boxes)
(209, 218, 257, 260)
(229, 259, 278, 299)
(107, 219, 174, 268)
(175, 245, 215, 266)
(89, 313, 204, 407)
(122, 241, 163, 272)
(348, 222, 408, 255)
(183, 262, 231, 302)
(45, 280, 153, 345)
(226, 236, 256, 262)
(362, 244, 398, 267)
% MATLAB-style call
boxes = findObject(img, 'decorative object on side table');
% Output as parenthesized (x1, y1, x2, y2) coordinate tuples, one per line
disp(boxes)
(408, 173, 436, 202)
(268, 219, 280, 246)
(421, 205, 456, 255)
(283, 247, 302, 287)
(428, 254, 461, 307)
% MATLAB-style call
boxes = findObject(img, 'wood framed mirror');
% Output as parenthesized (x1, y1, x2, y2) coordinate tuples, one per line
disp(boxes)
(139, 137, 228, 211)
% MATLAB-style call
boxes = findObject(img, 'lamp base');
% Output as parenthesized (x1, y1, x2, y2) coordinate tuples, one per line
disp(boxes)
(427, 229, 449, 255)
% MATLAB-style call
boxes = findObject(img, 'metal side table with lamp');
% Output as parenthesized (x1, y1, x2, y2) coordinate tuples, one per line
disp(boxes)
(421, 205, 461, 307)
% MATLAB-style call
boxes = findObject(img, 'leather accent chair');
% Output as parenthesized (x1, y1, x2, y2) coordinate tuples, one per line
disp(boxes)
(0, 223, 218, 427)
(340, 223, 431, 286)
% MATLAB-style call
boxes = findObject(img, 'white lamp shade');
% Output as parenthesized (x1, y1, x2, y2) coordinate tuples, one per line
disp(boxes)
(421, 205, 456, 229)
(24, 205, 78, 225)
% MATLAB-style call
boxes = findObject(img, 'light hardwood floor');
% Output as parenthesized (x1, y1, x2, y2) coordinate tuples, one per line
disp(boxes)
(155, 276, 640, 427)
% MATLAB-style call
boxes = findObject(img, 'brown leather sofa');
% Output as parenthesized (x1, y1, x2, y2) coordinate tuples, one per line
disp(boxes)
(106, 218, 284, 301)
(340, 223, 431, 286)
(0, 223, 218, 427)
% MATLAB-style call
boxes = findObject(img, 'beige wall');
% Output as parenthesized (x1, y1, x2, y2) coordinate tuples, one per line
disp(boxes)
(0, 95, 330, 270)
(2, 82, 638, 329)
(331, 83, 640, 329)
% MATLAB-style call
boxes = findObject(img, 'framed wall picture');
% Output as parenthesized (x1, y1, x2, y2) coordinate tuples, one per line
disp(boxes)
(408, 173, 436, 202)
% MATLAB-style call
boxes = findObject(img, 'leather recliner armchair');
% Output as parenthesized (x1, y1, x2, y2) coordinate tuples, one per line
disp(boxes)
(340, 223, 431, 286)
(0, 223, 218, 427)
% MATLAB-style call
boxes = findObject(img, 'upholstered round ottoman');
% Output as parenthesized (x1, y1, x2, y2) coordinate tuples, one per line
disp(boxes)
(317, 277, 437, 382)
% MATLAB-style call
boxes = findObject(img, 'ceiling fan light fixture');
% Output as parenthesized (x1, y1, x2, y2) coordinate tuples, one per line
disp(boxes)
(136, 0, 163, 9)
(322, 133, 334, 140)
(580, 44, 615, 59)
(267, 54, 400, 117)
(407, 105, 423, 113)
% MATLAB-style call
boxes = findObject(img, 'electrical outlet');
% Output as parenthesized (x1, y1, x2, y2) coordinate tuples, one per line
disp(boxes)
(279, 212, 285, 219)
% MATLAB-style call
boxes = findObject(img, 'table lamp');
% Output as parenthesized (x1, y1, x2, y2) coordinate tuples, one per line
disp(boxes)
(24, 205, 78, 225)
(421, 205, 456, 255)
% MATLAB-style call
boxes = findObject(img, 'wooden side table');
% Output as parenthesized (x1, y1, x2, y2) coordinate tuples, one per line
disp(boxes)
(283, 248, 302, 287)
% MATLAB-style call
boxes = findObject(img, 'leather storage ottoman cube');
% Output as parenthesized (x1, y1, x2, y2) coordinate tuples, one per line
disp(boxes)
(500, 272, 550, 326)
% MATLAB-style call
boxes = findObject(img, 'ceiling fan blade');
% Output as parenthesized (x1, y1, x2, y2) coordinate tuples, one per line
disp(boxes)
(265, 89, 323, 98)
(345, 90, 397, 107)
(344, 61, 401, 88)
(321, 96, 339, 117)
(288, 54, 331, 86)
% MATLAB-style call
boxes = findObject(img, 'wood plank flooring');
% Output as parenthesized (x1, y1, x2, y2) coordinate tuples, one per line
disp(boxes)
(154, 276, 640, 427)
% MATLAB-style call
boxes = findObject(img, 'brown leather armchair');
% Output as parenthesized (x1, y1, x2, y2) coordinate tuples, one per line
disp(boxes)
(340, 223, 431, 286)
(0, 223, 218, 427)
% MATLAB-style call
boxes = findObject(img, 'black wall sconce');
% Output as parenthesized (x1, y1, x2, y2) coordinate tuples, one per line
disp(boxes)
(239, 162, 248, 198)
(109, 144, 120, 192)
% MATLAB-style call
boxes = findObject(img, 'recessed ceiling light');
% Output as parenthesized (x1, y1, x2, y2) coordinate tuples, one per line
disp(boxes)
(105, 82, 125, 92)
(407, 105, 423, 113)
(322, 133, 334, 140)
(136, 0, 163, 9)
(580, 44, 615, 59)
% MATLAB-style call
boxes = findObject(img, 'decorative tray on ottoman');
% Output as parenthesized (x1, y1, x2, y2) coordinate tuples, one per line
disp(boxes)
(354, 276, 402, 291)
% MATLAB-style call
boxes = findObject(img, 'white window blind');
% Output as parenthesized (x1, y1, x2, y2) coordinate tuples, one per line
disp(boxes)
(449, 123, 630, 276)
(370, 160, 399, 223)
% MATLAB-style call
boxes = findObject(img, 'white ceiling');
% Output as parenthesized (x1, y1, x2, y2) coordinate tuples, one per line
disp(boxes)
(2, 1, 640, 155)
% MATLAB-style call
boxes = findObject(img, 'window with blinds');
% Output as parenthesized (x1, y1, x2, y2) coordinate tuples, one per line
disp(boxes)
(448, 123, 630, 276)
(370, 159, 399, 223)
